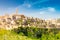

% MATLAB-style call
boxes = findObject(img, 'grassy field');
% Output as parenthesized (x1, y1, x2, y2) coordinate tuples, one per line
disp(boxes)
(0, 27, 60, 40)
(0, 29, 39, 40)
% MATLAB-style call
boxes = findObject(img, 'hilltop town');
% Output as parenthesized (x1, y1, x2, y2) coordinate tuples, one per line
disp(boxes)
(0, 9, 60, 30)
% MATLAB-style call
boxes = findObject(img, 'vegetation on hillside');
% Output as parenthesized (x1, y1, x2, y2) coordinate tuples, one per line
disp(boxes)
(0, 27, 60, 40)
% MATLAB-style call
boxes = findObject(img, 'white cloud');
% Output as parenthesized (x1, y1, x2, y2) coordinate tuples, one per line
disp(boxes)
(40, 11, 45, 14)
(27, 4, 31, 8)
(25, 4, 31, 8)
(32, 0, 49, 5)
(48, 7, 55, 12)
(39, 7, 56, 15)
(16, 3, 32, 9)
(38, 7, 60, 20)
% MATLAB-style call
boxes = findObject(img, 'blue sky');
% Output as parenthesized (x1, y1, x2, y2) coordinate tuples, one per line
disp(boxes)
(0, 0, 60, 19)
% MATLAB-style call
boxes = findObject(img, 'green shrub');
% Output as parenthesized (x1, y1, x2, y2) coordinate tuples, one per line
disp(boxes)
(12, 27, 60, 39)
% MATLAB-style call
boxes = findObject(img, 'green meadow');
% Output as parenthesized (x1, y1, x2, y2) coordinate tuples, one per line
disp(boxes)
(0, 27, 60, 40)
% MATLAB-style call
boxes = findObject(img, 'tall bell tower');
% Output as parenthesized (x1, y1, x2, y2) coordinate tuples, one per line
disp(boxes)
(16, 8, 18, 15)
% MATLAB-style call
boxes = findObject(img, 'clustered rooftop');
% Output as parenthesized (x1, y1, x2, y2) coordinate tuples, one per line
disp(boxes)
(0, 9, 60, 30)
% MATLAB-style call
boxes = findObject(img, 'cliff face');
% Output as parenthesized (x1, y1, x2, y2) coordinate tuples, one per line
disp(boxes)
(0, 14, 60, 30)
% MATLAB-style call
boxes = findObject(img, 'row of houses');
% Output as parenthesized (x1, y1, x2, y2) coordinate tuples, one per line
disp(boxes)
(0, 9, 60, 30)
(0, 13, 26, 30)
(0, 13, 60, 30)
